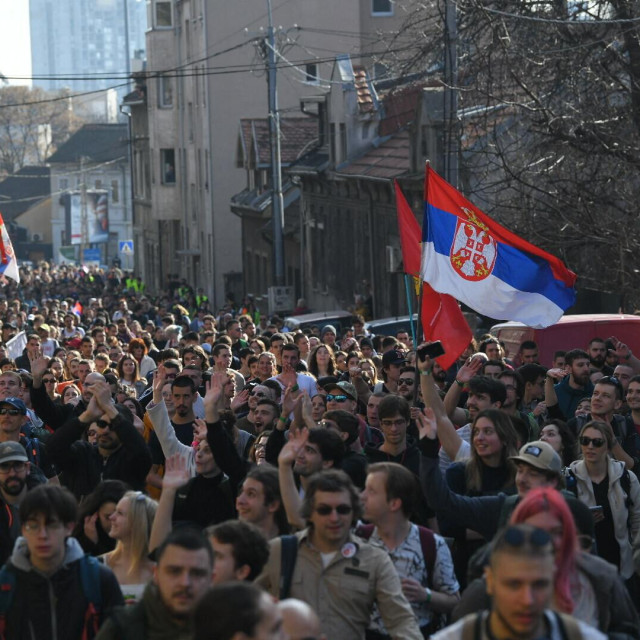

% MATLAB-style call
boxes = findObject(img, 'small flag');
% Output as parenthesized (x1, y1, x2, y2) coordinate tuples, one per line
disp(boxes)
(0, 214, 20, 284)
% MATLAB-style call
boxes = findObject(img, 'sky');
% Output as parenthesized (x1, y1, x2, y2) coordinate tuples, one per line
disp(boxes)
(0, 1, 32, 85)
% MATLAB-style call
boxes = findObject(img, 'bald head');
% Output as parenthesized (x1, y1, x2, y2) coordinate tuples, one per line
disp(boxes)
(279, 599, 324, 640)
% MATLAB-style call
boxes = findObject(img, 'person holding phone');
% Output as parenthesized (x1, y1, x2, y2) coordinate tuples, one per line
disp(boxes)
(568, 420, 640, 602)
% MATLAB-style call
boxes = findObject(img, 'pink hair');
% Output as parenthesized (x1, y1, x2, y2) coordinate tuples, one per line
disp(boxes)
(510, 488, 576, 613)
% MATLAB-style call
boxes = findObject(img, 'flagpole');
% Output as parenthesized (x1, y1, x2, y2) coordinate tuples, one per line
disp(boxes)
(404, 274, 416, 348)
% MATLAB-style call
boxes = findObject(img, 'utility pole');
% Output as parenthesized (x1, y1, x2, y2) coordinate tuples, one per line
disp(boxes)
(266, 0, 285, 286)
(80, 156, 88, 264)
(443, 0, 458, 188)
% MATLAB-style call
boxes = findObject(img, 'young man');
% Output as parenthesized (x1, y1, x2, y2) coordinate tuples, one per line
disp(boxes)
(97, 528, 213, 640)
(193, 582, 285, 640)
(362, 462, 460, 637)
(257, 469, 423, 639)
(548, 348, 593, 420)
(206, 519, 270, 584)
(432, 524, 605, 640)
(3, 484, 123, 639)
(235, 465, 288, 539)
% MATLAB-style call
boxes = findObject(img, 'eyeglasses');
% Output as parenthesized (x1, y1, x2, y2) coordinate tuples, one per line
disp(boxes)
(23, 520, 65, 534)
(579, 436, 606, 448)
(326, 394, 349, 403)
(397, 378, 414, 385)
(0, 461, 26, 473)
(315, 504, 352, 516)
(0, 408, 22, 416)
(43, 378, 56, 384)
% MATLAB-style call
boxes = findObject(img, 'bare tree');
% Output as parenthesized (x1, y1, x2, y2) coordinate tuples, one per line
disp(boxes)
(377, 0, 640, 309)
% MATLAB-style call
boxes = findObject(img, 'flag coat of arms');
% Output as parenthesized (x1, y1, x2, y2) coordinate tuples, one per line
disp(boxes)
(421, 167, 576, 328)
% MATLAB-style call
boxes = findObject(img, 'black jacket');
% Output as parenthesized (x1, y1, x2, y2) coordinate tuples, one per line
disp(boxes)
(46, 414, 152, 500)
(31, 382, 87, 431)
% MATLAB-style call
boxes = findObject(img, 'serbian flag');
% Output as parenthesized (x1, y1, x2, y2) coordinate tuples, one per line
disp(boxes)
(0, 214, 20, 284)
(421, 167, 576, 328)
(72, 301, 83, 317)
(395, 181, 471, 370)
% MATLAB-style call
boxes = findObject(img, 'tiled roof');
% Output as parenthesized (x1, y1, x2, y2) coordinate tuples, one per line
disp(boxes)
(353, 66, 376, 114)
(0, 166, 50, 220)
(238, 118, 319, 168)
(336, 130, 411, 180)
(47, 123, 129, 164)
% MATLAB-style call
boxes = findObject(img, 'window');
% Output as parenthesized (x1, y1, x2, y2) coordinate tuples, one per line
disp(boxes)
(372, 0, 393, 15)
(329, 123, 336, 163)
(305, 63, 318, 84)
(159, 75, 173, 107)
(161, 149, 176, 184)
(58, 178, 68, 190)
(111, 180, 119, 203)
(94, 179, 102, 189)
(339, 123, 347, 162)
(155, 1, 172, 28)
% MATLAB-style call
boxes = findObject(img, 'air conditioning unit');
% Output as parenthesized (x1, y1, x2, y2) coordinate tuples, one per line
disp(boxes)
(33, 234, 41, 242)
(386, 245, 402, 273)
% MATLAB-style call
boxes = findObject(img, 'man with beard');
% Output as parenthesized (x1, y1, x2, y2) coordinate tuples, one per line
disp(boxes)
(588, 337, 614, 376)
(546, 348, 593, 420)
(0, 441, 44, 564)
(97, 528, 213, 640)
(46, 381, 151, 499)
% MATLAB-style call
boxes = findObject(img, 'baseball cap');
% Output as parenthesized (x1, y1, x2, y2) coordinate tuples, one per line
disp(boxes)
(39, 324, 51, 332)
(382, 348, 407, 367)
(509, 441, 562, 474)
(0, 441, 28, 464)
(0, 397, 27, 414)
(323, 381, 357, 401)
(1, 322, 16, 330)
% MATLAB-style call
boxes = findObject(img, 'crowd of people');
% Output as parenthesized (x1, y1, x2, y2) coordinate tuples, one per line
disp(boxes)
(0, 263, 638, 639)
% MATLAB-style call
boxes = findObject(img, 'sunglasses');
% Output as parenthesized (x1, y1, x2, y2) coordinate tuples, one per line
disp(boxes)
(43, 378, 56, 384)
(315, 504, 352, 516)
(326, 394, 349, 403)
(579, 436, 606, 448)
(250, 391, 266, 397)
(0, 461, 26, 473)
(0, 408, 22, 416)
(95, 419, 111, 429)
(398, 378, 414, 385)
(503, 526, 551, 548)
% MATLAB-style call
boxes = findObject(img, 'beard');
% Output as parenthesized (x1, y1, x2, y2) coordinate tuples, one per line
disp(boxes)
(0, 476, 26, 496)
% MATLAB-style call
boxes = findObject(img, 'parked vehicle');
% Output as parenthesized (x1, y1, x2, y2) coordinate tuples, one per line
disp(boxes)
(365, 315, 417, 338)
(284, 310, 353, 335)
(491, 314, 640, 367)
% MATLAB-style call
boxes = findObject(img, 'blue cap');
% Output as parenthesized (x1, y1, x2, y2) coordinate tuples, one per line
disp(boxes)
(0, 397, 27, 414)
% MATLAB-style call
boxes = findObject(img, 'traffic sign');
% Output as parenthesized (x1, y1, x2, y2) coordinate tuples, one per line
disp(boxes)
(119, 240, 134, 255)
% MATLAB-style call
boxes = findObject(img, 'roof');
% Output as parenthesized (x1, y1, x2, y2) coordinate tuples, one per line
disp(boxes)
(379, 84, 424, 137)
(335, 130, 411, 180)
(0, 166, 51, 220)
(46, 123, 129, 164)
(238, 118, 318, 168)
(286, 148, 330, 175)
(353, 66, 376, 114)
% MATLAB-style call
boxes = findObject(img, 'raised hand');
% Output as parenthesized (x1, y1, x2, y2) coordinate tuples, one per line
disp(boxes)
(162, 454, 191, 492)
(456, 355, 484, 383)
(230, 387, 249, 413)
(415, 406, 438, 440)
(91, 381, 114, 412)
(30, 352, 50, 381)
(546, 368, 567, 381)
(203, 373, 226, 422)
(193, 417, 207, 442)
(152, 365, 167, 404)
(608, 335, 632, 361)
(278, 427, 309, 467)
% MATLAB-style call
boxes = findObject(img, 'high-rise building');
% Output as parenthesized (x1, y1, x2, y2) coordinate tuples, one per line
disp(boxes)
(29, 0, 146, 97)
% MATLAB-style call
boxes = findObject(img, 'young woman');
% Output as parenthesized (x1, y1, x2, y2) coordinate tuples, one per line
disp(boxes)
(308, 344, 336, 379)
(255, 352, 277, 382)
(101, 491, 158, 605)
(569, 420, 640, 595)
(61, 383, 82, 405)
(117, 355, 147, 398)
(540, 419, 578, 468)
(128, 337, 157, 378)
(249, 430, 271, 465)
(310, 393, 327, 423)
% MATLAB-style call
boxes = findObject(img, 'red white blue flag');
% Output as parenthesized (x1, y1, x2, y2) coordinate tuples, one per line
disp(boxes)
(0, 214, 20, 284)
(421, 166, 576, 328)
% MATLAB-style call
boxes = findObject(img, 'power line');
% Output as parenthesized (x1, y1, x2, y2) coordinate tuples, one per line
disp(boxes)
(482, 6, 640, 25)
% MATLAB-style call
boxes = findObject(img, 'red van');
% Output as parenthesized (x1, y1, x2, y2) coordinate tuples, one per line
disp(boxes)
(491, 314, 640, 367)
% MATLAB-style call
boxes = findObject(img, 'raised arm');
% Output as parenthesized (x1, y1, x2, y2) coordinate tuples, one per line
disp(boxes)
(418, 348, 465, 461)
(442, 356, 483, 424)
(277, 428, 308, 530)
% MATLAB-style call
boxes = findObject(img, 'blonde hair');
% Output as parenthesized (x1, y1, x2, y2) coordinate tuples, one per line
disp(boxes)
(110, 491, 158, 577)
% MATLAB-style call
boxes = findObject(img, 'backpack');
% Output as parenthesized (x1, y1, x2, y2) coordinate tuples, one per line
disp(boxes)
(565, 467, 634, 533)
(0, 554, 102, 640)
(460, 610, 583, 640)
